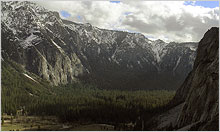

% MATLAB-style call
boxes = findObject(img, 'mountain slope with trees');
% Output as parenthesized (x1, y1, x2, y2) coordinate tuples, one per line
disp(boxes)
(1, 1, 197, 90)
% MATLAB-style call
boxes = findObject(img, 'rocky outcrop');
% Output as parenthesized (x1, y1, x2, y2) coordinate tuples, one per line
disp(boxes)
(1, 1, 197, 90)
(146, 27, 219, 131)
(175, 27, 219, 131)
(1, 1, 87, 85)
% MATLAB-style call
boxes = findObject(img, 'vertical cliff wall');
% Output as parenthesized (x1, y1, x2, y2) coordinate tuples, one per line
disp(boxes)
(145, 27, 219, 131)
(175, 27, 219, 131)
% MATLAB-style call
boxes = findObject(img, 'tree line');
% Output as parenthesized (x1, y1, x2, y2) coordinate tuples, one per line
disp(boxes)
(2, 60, 175, 125)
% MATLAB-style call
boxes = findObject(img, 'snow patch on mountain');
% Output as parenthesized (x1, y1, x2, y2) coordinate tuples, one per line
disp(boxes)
(150, 40, 168, 63)
(98, 47, 101, 54)
(51, 39, 65, 54)
(23, 73, 38, 83)
(20, 34, 41, 48)
(189, 46, 197, 51)
(173, 57, 181, 72)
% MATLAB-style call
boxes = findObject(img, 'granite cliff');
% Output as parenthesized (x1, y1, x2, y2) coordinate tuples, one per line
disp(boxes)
(145, 27, 219, 131)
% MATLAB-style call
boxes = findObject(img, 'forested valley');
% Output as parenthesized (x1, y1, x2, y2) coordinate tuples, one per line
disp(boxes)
(2, 59, 175, 130)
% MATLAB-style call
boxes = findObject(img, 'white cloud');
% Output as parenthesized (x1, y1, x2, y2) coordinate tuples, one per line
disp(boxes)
(36, 1, 219, 42)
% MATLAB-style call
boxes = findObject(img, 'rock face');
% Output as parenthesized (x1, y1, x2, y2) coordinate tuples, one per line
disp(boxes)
(1, 1, 85, 86)
(1, 1, 197, 90)
(175, 27, 219, 130)
(146, 27, 219, 131)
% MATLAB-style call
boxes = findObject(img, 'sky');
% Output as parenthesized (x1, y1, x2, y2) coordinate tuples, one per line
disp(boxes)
(36, 1, 219, 42)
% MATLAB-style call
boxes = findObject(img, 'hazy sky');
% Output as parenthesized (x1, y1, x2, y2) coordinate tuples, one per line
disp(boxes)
(36, 1, 219, 42)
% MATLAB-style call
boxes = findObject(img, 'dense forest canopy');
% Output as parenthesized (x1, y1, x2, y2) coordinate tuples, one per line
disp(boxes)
(2, 59, 175, 124)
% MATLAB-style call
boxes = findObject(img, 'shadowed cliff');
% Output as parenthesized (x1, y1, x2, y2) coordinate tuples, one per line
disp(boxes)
(145, 27, 219, 131)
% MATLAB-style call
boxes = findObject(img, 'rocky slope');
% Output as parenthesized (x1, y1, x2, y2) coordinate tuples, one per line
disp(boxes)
(145, 27, 219, 131)
(1, 1, 85, 86)
(1, 1, 197, 90)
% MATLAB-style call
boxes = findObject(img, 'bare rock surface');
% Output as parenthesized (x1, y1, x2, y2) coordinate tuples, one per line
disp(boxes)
(147, 27, 219, 131)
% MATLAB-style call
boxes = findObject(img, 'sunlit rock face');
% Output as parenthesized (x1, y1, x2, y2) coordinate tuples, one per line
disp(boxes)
(1, 1, 197, 90)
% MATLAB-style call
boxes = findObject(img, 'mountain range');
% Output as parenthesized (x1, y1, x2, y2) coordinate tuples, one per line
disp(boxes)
(1, 1, 219, 131)
(1, 1, 198, 90)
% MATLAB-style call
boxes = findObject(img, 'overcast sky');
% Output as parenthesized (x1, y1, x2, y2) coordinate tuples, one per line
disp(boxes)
(36, 1, 219, 42)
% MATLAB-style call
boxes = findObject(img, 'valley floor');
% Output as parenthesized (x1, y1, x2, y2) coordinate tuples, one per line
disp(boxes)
(1, 115, 117, 131)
